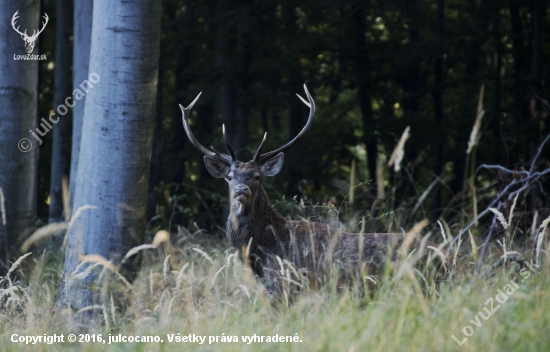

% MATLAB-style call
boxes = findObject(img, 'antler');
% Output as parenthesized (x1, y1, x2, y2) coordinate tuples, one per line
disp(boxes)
(11, 11, 49, 39)
(254, 84, 315, 164)
(11, 11, 26, 37)
(31, 13, 49, 39)
(179, 93, 235, 165)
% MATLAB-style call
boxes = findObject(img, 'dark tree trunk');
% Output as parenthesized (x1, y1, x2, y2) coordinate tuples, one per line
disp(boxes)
(49, 0, 73, 223)
(528, 0, 543, 161)
(399, 0, 422, 203)
(402, 0, 421, 125)
(281, 1, 306, 199)
(216, 6, 238, 224)
(431, 0, 445, 220)
(493, 15, 503, 120)
(216, 4, 254, 221)
(509, 2, 530, 160)
(0, 1, 40, 270)
(530, 0, 543, 88)
(233, 9, 253, 158)
(492, 12, 507, 165)
(450, 0, 484, 196)
(170, 0, 195, 184)
(351, 6, 378, 197)
(526, 0, 547, 208)
(216, 4, 249, 158)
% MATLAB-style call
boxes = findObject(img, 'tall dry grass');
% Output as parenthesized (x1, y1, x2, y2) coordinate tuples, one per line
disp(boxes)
(0, 208, 548, 351)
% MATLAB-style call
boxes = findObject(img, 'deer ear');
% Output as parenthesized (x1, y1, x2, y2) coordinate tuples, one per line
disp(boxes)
(260, 153, 284, 177)
(204, 156, 230, 178)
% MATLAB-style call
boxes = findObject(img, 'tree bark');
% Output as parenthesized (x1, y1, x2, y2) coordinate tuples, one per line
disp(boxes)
(399, 0, 422, 203)
(526, 0, 547, 209)
(216, 8, 239, 153)
(234, 5, 253, 158)
(217, 4, 252, 222)
(431, 0, 445, 219)
(49, 0, 73, 223)
(216, 8, 236, 225)
(351, 6, 378, 197)
(59, 0, 161, 310)
(528, 0, 544, 160)
(146, 68, 163, 223)
(0, 0, 39, 269)
(170, 0, 195, 184)
(509, 2, 530, 159)
(69, 0, 93, 210)
(282, 1, 307, 199)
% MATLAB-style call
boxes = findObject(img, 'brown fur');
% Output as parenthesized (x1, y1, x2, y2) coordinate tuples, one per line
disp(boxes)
(225, 173, 449, 292)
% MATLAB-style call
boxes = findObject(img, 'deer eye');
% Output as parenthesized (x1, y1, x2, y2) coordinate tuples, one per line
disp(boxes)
(255, 175, 260, 181)
(227, 175, 232, 180)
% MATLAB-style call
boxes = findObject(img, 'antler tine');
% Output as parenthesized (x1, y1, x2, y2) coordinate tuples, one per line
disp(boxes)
(37, 13, 49, 36)
(30, 13, 49, 38)
(222, 124, 236, 162)
(252, 132, 267, 163)
(180, 93, 232, 164)
(296, 93, 310, 107)
(11, 11, 25, 36)
(256, 84, 315, 164)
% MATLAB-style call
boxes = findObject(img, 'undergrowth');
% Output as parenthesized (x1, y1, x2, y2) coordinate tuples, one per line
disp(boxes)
(1, 209, 549, 351)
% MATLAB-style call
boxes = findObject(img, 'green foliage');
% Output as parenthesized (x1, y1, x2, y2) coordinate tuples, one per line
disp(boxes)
(35, 0, 549, 238)
(139, 0, 549, 230)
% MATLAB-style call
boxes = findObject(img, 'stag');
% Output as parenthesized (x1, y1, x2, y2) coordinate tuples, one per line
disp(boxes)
(11, 11, 49, 54)
(180, 85, 449, 292)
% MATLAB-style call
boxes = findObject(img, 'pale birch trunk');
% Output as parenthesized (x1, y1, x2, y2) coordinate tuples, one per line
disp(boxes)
(59, 0, 161, 310)
(68, 0, 93, 210)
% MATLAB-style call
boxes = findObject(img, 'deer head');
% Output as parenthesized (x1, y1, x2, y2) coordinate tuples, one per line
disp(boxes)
(11, 11, 49, 54)
(180, 85, 315, 215)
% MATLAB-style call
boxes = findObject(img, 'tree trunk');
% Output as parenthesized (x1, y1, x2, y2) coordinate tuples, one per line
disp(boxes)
(216, 10, 236, 225)
(492, 12, 506, 166)
(526, 0, 547, 209)
(49, 0, 73, 223)
(234, 5, 253, 158)
(282, 1, 307, 199)
(216, 8, 239, 152)
(351, 6, 378, 197)
(59, 0, 161, 311)
(509, 2, 529, 159)
(217, 4, 252, 222)
(170, 0, 195, 184)
(528, 0, 544, 160)
(146, 68, 163, 223)
(400, 0, 422, 204)
(431, 0, 445, 220)
(0, 1, 40, 269)
(69, 0, 93, 210)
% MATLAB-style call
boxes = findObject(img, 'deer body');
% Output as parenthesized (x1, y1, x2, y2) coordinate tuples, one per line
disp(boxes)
(226, 181, 434, 286)
(179, 85, 448, 291)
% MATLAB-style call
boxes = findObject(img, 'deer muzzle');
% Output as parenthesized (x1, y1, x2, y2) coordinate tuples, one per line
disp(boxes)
(233, 185, 251, 203)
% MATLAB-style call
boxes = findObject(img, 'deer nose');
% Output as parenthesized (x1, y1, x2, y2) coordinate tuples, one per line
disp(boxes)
(234, 185, 249, 197)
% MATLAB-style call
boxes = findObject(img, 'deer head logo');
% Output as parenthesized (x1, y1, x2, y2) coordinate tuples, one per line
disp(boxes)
(11, 11, 49, 54)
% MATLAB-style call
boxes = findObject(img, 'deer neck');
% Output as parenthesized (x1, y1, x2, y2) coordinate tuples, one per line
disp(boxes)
(226, 185, 287, 250)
